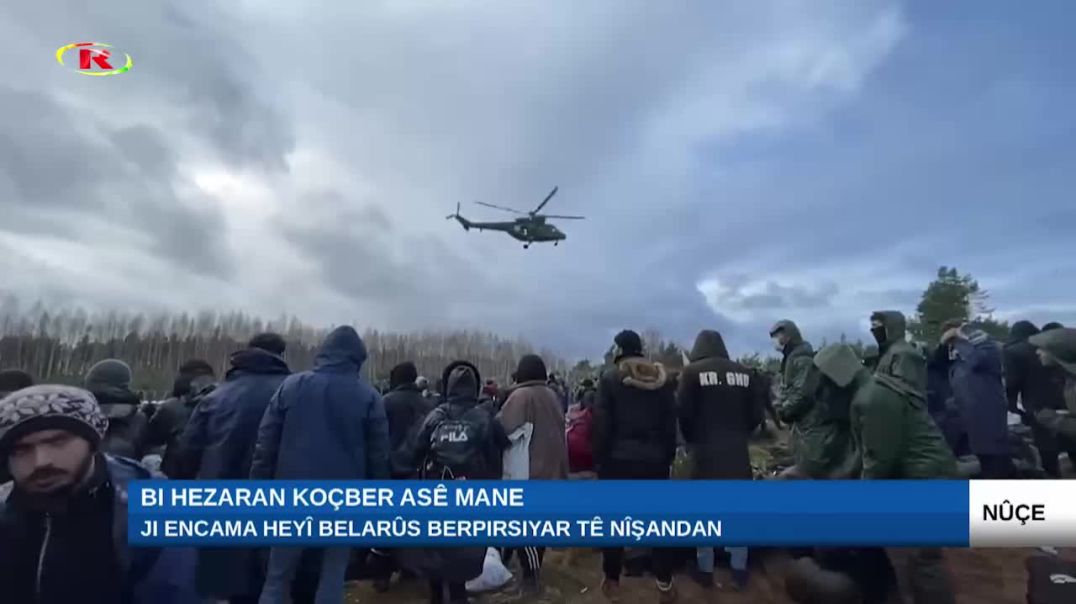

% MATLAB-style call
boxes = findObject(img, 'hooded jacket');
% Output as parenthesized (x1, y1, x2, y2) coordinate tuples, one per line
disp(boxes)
(676, 330, 763, 479)
(870, 311, 927, 397)
(384, 383, 436, 454)
(0, 454, 199, 604)
(815, 345, 956, 480)
(772, 321, 853, 477)
(773, 320, 815, 423)
(592, 352, 677, 469)
(249, 326, 389, 480)
(411, 362, 509, 480)
(177, 348, 291, 481)
(497, 381, 568, 480)
(947, 326, 1010, 456)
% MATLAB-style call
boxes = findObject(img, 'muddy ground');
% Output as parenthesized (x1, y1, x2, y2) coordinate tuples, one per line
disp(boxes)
(343, 545, 1066, 603)
(341, 430, 1068, 603)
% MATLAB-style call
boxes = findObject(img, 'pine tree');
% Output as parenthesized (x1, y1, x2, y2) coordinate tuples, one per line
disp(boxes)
(908, 266, 1010, 344)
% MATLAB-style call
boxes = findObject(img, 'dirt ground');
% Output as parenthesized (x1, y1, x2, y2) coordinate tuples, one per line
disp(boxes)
(341, 430, 1067, 603)
(343, 545, 1064, 603)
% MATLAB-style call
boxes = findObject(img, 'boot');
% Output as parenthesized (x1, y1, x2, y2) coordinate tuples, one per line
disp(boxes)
(601, 578, 622, 603)
(689, 568, 713, 589)
(656, 580, 678, 604)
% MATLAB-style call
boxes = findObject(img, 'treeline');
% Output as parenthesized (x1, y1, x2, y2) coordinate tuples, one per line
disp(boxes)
(0, 299, 565, 399)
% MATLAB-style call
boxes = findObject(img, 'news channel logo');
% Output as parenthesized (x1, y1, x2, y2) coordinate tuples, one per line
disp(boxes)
(56, 42, 132, 76)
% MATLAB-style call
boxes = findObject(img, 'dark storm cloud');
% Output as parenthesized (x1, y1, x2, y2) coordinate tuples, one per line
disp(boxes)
(0, 84, 232, 279)
(3, 0, 295, 173)
(278, 191, 500, 329)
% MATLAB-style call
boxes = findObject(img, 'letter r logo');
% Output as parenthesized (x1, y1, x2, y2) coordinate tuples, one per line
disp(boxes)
(80, 48, 113, 70)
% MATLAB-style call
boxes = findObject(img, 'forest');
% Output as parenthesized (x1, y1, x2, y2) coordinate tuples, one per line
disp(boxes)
(0, 297, 569, 399)
(0, 266, 1014, 398)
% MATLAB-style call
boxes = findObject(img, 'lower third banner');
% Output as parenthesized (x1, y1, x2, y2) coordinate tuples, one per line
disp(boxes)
(128, 480, 970, 548)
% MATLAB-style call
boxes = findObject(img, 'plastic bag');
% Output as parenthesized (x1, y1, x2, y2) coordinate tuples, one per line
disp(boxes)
(465, 547, 513, 593)
(503, 422, 533, 480)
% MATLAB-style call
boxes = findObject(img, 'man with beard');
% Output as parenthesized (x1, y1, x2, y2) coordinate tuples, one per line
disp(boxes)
(84, 359, 149, 460)
(0, 385, 198, 603)
(176, 333, 292, 603)
(592, 329, 678, 603)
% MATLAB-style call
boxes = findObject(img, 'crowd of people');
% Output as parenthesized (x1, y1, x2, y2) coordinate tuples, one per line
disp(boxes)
(0, 312, 1073, 604)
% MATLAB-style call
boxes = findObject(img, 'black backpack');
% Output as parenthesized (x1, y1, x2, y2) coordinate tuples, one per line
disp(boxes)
(422, 406, 486, 480)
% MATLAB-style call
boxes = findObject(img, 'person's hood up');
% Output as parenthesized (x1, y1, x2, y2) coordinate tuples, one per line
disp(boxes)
(1029, 327, 1076, 375)
(1008, 320, 1040, 345)
(442, 360, 481, 406)
(769, 320, 804, 347)
(314, 326, 368, 372)
(689, 330, 729, 361)
(870, 310, 907, 349)
(813, 344, 865, 389)
(228, 347, 290, 378)
(617, 358, 668, 391)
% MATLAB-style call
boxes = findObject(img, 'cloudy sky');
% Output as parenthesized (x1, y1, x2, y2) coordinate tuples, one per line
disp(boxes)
(2, 1, 1073, 360)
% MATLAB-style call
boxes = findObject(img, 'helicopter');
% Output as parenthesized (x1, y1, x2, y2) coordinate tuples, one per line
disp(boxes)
(446, 186, 584, 248)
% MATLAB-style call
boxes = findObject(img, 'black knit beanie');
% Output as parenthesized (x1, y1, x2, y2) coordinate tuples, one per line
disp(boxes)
(614, 329, 643, 356)
(515, 354, 548, 383)
(389, 361, 419, 389)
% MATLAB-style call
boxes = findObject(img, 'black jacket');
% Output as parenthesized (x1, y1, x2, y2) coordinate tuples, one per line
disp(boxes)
(176, 349, 291, 481)
(1004, 322, 1066, 452)
(1004, 323, 1066, 415)
(145, 375, 216, 476)
(92, 386, 149, 460)
(0, 455, 199, 604)
(592, 354, 678, 470)
(677, 331, 764, 479)
(411, 362, 509, 480)
(384, 383, 436, 452)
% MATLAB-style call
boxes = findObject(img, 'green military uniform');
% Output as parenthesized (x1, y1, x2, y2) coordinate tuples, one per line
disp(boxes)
(871, 310, 927, 397)
(814, 344, 957, 604)
(1029, 328, 1076, 440)
(772, 320, 854, 478)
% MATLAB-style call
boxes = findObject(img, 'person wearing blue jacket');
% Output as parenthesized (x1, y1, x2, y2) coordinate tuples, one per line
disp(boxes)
(0, 384, 199, 604)
(941, 321, 1012, 478)
(251, 325, 390, 604)
(177, 333, 292, 603)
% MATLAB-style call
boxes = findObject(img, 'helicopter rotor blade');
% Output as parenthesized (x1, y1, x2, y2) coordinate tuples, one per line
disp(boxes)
(542, 214, 585, 220)
(531, 186, 559, 215)
(475, 201, 526, 214)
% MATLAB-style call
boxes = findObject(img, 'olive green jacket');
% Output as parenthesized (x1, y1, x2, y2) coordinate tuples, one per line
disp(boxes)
(815, 343, 956, 480)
